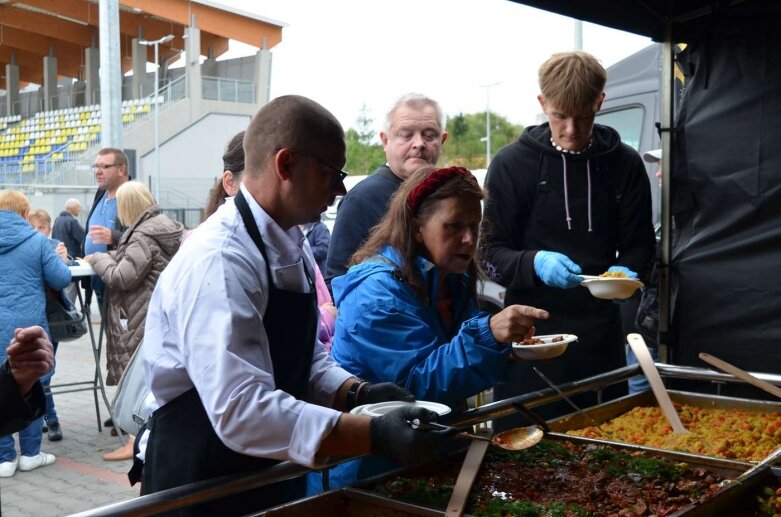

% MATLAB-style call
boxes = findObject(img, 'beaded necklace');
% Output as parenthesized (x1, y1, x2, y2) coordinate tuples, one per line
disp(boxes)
(550, 137, 594, 155)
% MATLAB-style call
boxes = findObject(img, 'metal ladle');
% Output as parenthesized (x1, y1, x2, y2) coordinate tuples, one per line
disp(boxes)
(411, 420, 543, 451)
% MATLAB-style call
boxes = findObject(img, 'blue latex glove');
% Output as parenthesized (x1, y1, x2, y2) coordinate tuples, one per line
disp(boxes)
(607, 265, 638, 279)
(533, 251, 582, 289)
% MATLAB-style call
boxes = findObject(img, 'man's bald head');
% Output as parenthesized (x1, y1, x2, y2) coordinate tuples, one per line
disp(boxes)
(243, 95, 345, 177)
(64, 198, 82, 216)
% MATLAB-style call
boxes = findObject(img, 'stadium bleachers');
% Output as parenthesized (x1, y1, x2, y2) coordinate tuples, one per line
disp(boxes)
(0, 99, 154, 175)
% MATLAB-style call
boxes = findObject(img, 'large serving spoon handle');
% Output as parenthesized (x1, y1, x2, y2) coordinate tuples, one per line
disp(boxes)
(627, 333, 688, 434)
(699, 353, 781, 400)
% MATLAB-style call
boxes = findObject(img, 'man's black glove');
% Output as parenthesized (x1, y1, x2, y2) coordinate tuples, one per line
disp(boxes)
(357, 381, 415, 406)
(370, 406, 457, 466)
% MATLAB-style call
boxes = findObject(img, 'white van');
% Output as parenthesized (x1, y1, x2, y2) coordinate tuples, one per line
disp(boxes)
(321, 174, 368, 234)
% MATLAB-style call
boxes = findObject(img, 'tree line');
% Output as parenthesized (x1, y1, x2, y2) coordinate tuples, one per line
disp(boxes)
(345, 104, 524, 175)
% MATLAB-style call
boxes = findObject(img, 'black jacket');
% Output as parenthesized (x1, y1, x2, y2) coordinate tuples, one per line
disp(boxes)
(482, 123, 655, 422)
(0, 361, 45, 436)
(483, 123, 655, 289)
(52, 211, 86, 258)
(325, 165, 402, 283)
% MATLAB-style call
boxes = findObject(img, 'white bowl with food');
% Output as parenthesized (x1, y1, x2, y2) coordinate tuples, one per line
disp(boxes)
(511, 334, 578, 360)
(580, 272, 643, 300)
(580, 277, 644, 300)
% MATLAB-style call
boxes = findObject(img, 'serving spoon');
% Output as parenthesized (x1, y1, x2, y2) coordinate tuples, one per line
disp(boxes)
(699, 353, 781, 400)
(627, 333, 688, 434)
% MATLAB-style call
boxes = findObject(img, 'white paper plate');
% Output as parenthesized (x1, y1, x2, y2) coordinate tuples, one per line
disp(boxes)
(580, 277, 643, 300)
(351, 400, 451, 417)
(511, 334, 578, 360)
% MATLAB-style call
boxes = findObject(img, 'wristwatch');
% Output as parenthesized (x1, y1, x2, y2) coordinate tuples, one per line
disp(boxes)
(345, 378, 366, 410)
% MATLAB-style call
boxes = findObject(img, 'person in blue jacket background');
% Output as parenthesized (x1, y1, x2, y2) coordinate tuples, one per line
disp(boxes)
(0, 190, 71, 478)
(308, 165, 549, 494)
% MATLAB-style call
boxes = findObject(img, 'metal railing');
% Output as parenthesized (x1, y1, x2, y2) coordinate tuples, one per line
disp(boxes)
(138, 75, 188, 106)
(161, 208, 203, 229)
(202, 76, 254, 103)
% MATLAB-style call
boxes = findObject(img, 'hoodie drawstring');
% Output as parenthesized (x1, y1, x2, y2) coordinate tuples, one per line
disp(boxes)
(586, 159, 593, 232)
(560, 154, 593, 232)
(561, 155, 572, 230)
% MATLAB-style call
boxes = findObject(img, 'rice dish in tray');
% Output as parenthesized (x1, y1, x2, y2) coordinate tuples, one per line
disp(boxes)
(566, 404, 781, 462)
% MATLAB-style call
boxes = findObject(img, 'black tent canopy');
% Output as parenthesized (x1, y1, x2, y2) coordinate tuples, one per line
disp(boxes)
(510, 0, 781, 41)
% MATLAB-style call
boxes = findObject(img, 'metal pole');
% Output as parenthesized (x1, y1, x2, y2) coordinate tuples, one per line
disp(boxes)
(485, 90, 491, 167)
(659, 26, 674, 363)
(139, 34, 173, 203)
(153, 41, 160, 203)
(574, 19, 583, 50)
(480, 82, 500, 167)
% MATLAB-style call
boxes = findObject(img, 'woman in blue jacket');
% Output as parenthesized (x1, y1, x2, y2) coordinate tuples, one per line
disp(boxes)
(0, 191, 71, 478)
(308, 166, 548, 493)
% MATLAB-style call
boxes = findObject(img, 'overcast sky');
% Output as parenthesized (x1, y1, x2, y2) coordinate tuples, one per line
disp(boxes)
(213, 0, 652, 134)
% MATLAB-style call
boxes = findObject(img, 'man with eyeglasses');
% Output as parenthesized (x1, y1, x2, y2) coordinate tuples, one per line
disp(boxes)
(139, 95, 456, 514)
(83, 149, 129, 322)
(325, 93, 448, 287)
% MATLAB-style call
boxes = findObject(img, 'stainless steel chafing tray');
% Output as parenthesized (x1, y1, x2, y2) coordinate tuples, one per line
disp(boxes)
(547, 388, 781, 431)
(454, 363, 781, 430)
(256, 488, 444, 516)
(251, 365, 781, 516)
(544, 389, 781, 463)
(259, 436, 774, 517)
(74, 363, 781, 516)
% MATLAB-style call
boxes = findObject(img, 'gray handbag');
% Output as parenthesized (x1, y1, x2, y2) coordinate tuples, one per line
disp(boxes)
(110, 340, 150, 436)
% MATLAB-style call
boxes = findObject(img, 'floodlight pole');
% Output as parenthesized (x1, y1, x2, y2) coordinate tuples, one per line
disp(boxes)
(139, 34, 174, 203)
(480, 82, 500, 167)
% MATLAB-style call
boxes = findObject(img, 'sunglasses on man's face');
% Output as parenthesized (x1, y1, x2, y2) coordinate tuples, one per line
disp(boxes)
(290, 150, 347, 188)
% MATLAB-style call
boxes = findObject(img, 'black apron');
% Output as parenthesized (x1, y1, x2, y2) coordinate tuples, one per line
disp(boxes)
(494, 153, 627, 428)
(140, 190, 319, 515)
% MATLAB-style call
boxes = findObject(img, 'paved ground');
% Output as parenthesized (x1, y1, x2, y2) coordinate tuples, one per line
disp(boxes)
(0, 304, 139, 516)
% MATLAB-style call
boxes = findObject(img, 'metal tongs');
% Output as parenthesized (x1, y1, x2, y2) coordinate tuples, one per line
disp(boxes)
(720, 445, 781, 488)
(409, 419, 493, 443)
(409, 419, 543, 451)
(532, 366, 601, 428)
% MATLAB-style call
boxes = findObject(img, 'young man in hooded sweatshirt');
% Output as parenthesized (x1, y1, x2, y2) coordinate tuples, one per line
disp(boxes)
(482, 51, 655, 425)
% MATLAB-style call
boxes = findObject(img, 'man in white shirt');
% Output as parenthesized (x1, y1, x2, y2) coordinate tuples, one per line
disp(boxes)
(140, 95, 455, 514)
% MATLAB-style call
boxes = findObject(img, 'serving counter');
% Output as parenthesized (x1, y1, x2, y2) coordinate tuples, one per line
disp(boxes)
(71, 363, 781, 516)
(259, 441, 781, 516)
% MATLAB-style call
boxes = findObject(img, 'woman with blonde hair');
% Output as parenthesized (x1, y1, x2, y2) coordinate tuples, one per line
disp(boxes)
(0, 190, 71, 477)
(85, 181, 183, 460)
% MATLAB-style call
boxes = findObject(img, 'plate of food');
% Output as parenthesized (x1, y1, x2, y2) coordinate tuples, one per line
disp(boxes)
(511, 334, 578, 360)
(580, 272, 643, 300)
(350, 400, 452, 417)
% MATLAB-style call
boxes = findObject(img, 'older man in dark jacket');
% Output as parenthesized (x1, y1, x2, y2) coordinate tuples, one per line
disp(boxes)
(52, 198, 85, 259)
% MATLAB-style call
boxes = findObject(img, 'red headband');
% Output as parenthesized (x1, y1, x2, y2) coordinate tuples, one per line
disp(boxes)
(406, 166, 471, 213)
